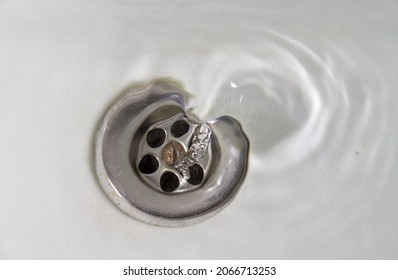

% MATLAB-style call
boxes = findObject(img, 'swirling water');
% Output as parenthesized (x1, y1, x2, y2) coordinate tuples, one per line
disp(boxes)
(1, 1, 398, 258)
(118, 3, 398, 257)
(193, 28, 398, 256)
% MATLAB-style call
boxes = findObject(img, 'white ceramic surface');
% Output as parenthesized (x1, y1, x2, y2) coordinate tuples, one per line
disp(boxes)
(1, 0, 397, 259)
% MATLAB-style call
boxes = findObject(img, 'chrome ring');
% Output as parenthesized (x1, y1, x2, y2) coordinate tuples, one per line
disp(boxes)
(95, 80, 249, 226)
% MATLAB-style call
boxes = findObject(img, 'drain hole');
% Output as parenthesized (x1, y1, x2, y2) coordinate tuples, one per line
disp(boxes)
(170, 120, 190, 138)
(160, 171, 180, 192)
(187, 164, 204, 185)
(146, 128, 166, 148)
(138, 154, 159, 174)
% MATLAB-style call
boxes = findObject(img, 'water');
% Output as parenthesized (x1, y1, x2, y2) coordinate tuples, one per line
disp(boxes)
(1, 0, 398, 258)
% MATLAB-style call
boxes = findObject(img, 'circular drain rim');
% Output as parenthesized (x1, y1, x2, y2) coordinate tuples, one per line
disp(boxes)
(95, 81, 249, 227)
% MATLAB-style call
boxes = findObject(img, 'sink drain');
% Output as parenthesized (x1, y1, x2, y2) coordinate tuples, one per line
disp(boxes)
(95, 80, 249, 226)
(134, 112, 213, 194)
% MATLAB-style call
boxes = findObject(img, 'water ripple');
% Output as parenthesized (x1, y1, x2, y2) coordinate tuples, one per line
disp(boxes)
(180, 28, 394, 182)
(126, 22, 397, 249)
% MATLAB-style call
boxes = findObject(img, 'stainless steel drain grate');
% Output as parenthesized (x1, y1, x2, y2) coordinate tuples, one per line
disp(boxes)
(95, 80, 249, 226)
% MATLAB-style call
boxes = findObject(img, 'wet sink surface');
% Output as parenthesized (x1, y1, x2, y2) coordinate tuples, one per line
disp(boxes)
(0, 0, 397, 258)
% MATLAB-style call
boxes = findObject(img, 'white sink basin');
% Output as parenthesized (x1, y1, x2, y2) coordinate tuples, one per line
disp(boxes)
(0, 0, 397, 259)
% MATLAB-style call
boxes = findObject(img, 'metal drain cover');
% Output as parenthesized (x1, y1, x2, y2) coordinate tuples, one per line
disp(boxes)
(95, 80, 249, 226)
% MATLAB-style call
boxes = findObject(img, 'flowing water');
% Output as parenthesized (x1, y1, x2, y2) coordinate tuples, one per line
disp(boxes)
(1, 1, 398, 258)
